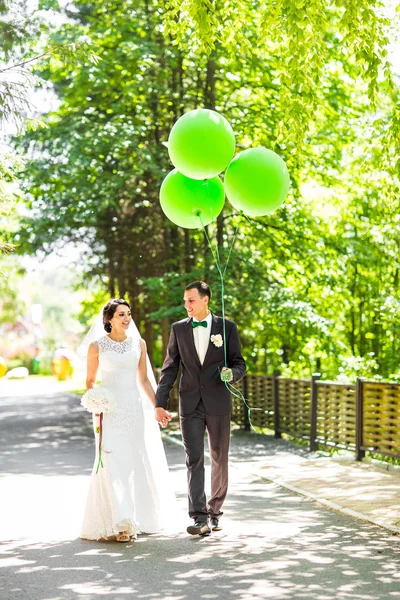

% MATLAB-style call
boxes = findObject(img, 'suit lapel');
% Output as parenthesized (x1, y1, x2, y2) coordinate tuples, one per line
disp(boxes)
(184, 317, 202, 368)
(202, 314, 222, 367)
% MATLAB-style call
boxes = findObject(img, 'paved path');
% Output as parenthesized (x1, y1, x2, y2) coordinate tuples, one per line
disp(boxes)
(228, 431, 400, 533)
(0, 388, 399, 600)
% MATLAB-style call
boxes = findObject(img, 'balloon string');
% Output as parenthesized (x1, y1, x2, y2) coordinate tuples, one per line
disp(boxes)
(198, 213, 227, 368)
(222, 223, 239, 278)
(226, 378, 262, 434)
(197, 210, 261, 433)
(239, 210, 253, 226)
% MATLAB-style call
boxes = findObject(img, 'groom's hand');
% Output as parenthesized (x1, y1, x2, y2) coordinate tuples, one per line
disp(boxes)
(221, 367, 233, 382)
(154, 407, 172, 428)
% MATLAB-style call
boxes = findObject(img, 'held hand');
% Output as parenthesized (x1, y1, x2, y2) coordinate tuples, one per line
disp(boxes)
(154, 407, 172, 429)
(221, 367, 233, 382)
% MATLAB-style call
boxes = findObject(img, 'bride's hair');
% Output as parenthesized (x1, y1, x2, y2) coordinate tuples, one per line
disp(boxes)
(103, 298, 130, 333)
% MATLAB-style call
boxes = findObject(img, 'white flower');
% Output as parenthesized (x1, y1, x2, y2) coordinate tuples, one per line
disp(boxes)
(211, 334, 223, 348)
(81, 387, 115, 414)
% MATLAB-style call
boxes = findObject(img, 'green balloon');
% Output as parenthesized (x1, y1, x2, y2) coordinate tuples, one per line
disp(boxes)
(168, 109, 235, 180)
(160, 169, 225, 229)
(224, 147, 290, 217)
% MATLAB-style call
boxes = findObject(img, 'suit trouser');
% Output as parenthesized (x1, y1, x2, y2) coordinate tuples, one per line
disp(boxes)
(180, 399, 231, 521)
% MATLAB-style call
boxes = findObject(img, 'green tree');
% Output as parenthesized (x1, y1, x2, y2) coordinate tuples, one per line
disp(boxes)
(0, 0, 98, 254)
(162, 0, 400, 167)
(15, 0, 400, 379)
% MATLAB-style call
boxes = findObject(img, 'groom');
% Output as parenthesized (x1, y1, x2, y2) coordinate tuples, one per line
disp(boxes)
(155, 281, 246, 535)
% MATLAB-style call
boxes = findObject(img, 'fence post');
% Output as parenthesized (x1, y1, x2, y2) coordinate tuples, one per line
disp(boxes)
(273, 370, 281, 438)
(309, 372, 321, 452)
(355, 377, 366, 461)
(242, 375, 251, 431)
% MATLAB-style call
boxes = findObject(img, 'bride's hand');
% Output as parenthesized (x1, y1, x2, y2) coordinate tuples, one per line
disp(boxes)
(154, 407, 172, 428)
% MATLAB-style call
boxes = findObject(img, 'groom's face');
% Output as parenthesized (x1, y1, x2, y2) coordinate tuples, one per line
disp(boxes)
(184, 289, 209, 320)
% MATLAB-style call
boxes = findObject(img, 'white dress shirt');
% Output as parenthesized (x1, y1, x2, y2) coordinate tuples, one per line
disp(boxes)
(192, 311, 212, 365)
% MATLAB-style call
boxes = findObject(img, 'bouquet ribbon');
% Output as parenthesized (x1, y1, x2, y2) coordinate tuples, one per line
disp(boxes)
(96, 413, 104, 473)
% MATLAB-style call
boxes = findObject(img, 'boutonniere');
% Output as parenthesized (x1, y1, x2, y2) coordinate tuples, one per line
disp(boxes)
(211, 334, 223, 348)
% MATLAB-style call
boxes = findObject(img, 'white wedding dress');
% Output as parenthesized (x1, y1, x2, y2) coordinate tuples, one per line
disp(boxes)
(81, 335, 176, 540)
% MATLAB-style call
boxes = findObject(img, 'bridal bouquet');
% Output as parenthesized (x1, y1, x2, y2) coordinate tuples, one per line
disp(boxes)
(81, 387, 115, 415)
(81, 387, 115, 474)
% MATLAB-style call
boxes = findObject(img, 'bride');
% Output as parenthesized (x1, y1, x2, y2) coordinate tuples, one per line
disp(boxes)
(79, 298, 175, 542)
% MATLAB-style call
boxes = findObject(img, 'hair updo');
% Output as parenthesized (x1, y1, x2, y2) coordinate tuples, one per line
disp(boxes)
(103, 298, 131, 333)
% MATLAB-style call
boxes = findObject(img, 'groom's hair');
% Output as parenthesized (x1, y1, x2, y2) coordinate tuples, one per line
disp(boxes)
(185, 281, 211, 301)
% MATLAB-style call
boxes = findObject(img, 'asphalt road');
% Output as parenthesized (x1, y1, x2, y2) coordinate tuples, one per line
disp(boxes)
(0, 389, 399, 600)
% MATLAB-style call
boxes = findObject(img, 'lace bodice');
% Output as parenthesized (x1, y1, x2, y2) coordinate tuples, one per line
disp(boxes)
(97, 335, 141, 356)
(96, 335, 142, 411)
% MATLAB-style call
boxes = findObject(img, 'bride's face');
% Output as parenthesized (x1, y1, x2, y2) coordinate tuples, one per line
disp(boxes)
(110, 305, 131, 332)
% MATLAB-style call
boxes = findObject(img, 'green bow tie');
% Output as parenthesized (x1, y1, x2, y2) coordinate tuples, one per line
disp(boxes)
(192, 320, 208, 329)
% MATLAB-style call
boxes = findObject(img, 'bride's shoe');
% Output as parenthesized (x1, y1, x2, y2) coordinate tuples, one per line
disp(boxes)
(116, 531, 131, 543)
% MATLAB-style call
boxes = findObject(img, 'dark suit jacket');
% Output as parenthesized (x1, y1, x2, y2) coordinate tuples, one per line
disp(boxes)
(155, 314, 246, 416)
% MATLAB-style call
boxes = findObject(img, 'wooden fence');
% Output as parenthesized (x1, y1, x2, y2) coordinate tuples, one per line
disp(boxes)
(155, 370, 400, 460)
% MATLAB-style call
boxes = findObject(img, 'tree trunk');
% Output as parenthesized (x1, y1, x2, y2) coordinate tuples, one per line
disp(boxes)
(161, 316, 170, 359)
(144, 316, 154, 365)
(127, 279, 141, 325)
(217, 210, 224, 249)
(178, 52, 184, 116)
(358, 298, 364, 356)
(203, 225, 211, 279)
(108, 257, 115, 297)
(204, 53, 216, 110)
(203, 51, 218, 280)
(184, 229, 192, 273)
(349, 265, 357, 355)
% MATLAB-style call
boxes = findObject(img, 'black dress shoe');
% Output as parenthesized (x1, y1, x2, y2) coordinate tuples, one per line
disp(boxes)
(210, 517, 222, 531)
(187, 521, 211, 536)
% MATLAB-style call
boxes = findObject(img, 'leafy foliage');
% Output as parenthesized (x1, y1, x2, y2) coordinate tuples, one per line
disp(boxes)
(162, 0, 399, 159)
(0, 0, 100, 259)
(12, 0, 400, 381)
